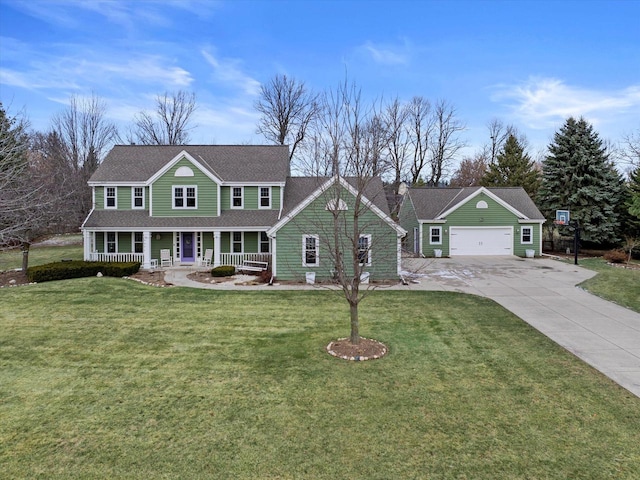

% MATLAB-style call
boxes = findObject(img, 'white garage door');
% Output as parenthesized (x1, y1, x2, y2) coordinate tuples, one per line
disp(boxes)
(450, 227, 513, 256)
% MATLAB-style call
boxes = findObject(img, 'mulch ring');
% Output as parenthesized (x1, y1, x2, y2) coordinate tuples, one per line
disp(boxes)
(0, 270, 30, 288)
(327, 337, 388, 361)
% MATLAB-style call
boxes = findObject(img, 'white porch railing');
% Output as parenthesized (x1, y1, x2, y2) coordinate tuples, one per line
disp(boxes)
(219, 253, 271, 267)
(89, 252, 144, 263)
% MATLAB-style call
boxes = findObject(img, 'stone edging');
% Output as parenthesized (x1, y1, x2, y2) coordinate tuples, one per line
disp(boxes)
(326, 337, 388, 361)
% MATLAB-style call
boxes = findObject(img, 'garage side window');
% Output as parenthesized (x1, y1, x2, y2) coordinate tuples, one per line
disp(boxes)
(430, 226, 442, 245)
(521, 226, 533, 244)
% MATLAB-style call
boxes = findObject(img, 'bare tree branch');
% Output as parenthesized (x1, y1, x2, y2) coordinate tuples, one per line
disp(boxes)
(255, 74, 319, 166)
(130, 91, 197, 145)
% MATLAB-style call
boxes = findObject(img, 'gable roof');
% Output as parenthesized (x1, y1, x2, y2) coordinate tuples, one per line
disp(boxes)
(89, 145, 290, 184)
(268, 175, 405, 236)
(407, 186, 544, 221)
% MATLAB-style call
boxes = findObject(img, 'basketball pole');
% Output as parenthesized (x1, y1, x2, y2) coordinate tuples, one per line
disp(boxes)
(572, 220, 580, 266)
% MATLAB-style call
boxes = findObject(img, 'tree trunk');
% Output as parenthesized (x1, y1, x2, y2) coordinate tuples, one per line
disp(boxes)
(349, 300, 360, 344)
(21, 242, 30, 272)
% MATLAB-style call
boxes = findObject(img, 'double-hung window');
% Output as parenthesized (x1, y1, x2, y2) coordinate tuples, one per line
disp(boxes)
(106, 232, 117, 253)
(358, 235, 372, 266)
(132, 187, 144, 209)
(260, 232, 270, 253)
(521, 226, 533, 244)
(105, 187, 116, 209)
(232, 232, 243, 253)
(259, 187, 271, 209)
(232, 187, 243, 208)
(133, 232, 143, 253)
(303, 235, 319, 267)
(430, 226, 442, 245)
(173, 186, 197, 209)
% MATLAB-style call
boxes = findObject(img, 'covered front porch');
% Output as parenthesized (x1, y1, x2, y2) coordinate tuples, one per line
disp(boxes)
(82, 230, 272, 270)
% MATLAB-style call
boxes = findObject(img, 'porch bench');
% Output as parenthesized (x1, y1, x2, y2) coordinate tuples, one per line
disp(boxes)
(236, 260, 269, 273)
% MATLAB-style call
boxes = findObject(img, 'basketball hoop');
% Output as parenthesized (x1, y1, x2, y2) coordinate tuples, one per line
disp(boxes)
(555, 209, 570, 226)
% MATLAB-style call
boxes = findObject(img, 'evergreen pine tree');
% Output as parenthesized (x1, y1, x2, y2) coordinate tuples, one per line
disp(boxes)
(623, 167, 640, 237)
(538, 117, 624, 245)
(481, 134, 540, 196)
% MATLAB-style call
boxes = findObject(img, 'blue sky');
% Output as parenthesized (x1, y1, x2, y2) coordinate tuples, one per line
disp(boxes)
(1, 0, 639, 168)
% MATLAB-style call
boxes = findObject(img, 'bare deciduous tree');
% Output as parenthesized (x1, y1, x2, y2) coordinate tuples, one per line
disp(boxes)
(406, 96, 433, 185)
(307, 79, 399, 345)
(449, 154, 487, 187)
(619, 129, 640, 170)
(130, 91, 197, 145)
(382, 97, 410, 192)
(52, 94, 119, 173)
(255, 74, 319, 166)
(51, 94, 119, 223)
(428, 100, 466, 186)
(1, 105, 70, 270)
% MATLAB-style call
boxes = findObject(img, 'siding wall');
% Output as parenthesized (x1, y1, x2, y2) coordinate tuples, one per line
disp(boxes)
(273, 186, 399, 281)
(397, 196, 420, 254)
(220, 186, 281, 210)
(94, 186, 149, 211)
(151, 158, 218, 217)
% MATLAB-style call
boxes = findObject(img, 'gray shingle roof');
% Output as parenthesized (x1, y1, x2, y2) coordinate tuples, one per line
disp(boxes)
(408, 187, 544, 220)
(90, 145, 290, 183)
(282, 176, 391, 217)
(82, 209, 279, 230)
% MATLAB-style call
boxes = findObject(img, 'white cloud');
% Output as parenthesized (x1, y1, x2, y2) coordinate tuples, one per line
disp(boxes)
(492, 77, 640, 129)
(359, 40, 411, 66)
(201, 49, 261, 96)
(8, 0, 219, 29)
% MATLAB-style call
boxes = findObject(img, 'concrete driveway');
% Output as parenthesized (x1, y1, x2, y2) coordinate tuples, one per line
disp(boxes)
(402, 256, 640, 398)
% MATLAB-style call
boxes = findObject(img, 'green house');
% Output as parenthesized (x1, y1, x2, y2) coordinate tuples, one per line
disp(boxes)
(81, 145, 405, 281)
(398, 187, 545, 257)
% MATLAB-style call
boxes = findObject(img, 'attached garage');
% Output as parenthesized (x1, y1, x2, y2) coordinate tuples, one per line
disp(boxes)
(450, 227, 513, 256)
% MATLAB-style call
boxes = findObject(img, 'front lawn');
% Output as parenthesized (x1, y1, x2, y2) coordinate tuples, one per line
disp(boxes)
(1, 279, 639, 479)
(0, 235, 83, 271)
(576, 257, 640, 312)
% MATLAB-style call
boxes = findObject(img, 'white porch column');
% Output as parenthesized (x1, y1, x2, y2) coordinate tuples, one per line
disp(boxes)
(213, 231, 221, 267)
(270, 235, 277, 277)
(83, 230, 91, 261)
(143, 231, 152, 269)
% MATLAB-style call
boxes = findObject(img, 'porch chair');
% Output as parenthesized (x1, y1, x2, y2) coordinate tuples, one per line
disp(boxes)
(199, 248, 213, 267)
(160, 249, 173, 267)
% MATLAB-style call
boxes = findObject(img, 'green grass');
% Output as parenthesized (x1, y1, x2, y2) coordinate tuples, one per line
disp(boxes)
(1, 279, 639, 479)
(0, 235, 83, 271)
(576, 258, 640, 312)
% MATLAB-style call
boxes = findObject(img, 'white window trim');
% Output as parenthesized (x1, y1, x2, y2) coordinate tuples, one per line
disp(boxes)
(260, 232, 270, 253)
(173, 185, 197, 209)
(231, 186, 244, 209)
(521, 226, 533, 244)
(133, 232, 144, 253)
(132, 187, 145, 209)
(302, 234, 319, 267)
(259, 186, 272, 209)
(358, 234, 372, 266)
(105, 232, 117, 253)
(105, 187, 117, 209)
(430, 226, 442, 245)
(232, 231, 244, 253)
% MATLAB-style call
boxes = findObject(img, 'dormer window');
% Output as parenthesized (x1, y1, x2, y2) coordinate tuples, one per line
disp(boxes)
(173, 186, 197, 209)
(105, 187, 116, 209)
(232, 187, 243, 208)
